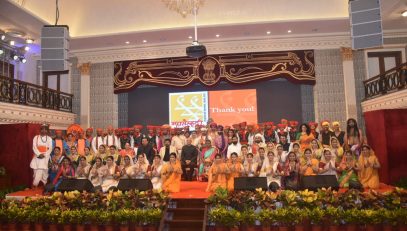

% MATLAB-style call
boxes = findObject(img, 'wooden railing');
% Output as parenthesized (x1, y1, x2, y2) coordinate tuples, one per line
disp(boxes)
(363, 62, 407, 100)
(0, 75, 73, 112)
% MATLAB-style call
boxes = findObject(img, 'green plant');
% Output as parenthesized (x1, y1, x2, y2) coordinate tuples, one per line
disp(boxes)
(241, 209, 257, 226)
(308, 207, 325, 225)
(44, 209, 61, 224)
(258, 209, 277, 226)
(395, 208, 407, 225)
(342, 208, 361, 225)
(112, 209, 132, 225)
(378, 208, 397, 226)
(207, 187, 229, 205)
(208, 206, 241, 228)
(144, 208, 163, 225)
(128, 209, 142, 225)
(27, 208, 47, 223)
(325, 207, 343, 225)
(273, 208, 301, 226)
(358, 209, 382, 225)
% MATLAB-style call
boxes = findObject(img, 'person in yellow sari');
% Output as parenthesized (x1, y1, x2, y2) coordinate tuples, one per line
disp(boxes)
(226, 152, 243, 191)
(161, 153, 182, 193)
(358, 145, 380, 189)
(206, 154, 230, 192)
(300, 148, 319, 176)
(330, 137, 344, 163)
(310, 139, 323, 160)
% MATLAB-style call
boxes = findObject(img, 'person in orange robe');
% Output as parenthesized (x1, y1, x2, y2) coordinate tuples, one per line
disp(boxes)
(161, 153, 182, 193)
(298, 123, 315, 152)
(206, 154, 230, 192)
(227, 152, 243, 191)
(358, 144, 380, 189)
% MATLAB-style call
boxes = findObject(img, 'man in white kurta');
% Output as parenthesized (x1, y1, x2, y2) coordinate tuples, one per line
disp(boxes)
(104, 125, 120, 149)
(30, 124, 53, 188)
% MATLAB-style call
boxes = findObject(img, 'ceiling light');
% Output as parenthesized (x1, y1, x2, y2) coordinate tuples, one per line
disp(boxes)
(215, 34, 220, 38)
(1, 35, 5, 40)
(0, 50, 4, 55)
(25, 38, 34, 44)
(161, 0, 205, 17)
(266, 31, 271, 35)
(10, 40, 15, 46)
(402, 11, 407, 17)
(13, 54, 19, 60)
(24, 46, 30, 51)
(188, 36, 193, 39)
(142, 40, 147, 43)
(20, 57, 27, 63)
(287, 30, 292, 33)
(125, 41, 130, 44)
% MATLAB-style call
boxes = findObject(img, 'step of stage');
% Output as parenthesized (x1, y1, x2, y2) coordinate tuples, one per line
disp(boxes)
(164, 199, 206, 231)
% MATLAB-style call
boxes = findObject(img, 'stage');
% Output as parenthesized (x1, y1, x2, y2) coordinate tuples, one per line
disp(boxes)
(6, 181, 211, 200)
(5, 181, 395, 200)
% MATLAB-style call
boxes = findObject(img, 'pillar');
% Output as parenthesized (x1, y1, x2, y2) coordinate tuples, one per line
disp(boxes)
(78, 62, 91, 128)
(340, 47, 358, 120)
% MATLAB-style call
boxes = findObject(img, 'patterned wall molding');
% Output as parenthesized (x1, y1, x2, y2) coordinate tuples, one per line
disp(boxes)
(118, 93, 128, 127)
(313, 49, 347, 129)
(0, 102, 75, 129)
(90, 62, 118, 129)
(73, 34, 351, 64)
(361, 89, 407, 112)
(70, 57, 81, 124)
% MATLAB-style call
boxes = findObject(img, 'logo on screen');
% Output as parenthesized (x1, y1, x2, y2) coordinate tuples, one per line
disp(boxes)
(169, 92, 208, 128)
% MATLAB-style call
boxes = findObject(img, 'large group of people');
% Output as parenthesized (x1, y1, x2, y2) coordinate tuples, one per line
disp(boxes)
(30, 118, 381, 194)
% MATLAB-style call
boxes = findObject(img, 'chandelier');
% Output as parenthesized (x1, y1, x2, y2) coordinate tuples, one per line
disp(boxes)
(161, 0, 205, 17)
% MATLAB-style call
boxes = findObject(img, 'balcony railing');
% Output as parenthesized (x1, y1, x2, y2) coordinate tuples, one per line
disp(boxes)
(0, 75, 73, 112)
(363, 62, 407, 101)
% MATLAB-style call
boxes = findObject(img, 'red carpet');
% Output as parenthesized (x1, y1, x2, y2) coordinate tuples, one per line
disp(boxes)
(6, 182, 394, 200)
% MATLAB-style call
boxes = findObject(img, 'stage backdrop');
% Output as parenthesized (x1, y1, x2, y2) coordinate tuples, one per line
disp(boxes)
(127, 79, 303, 127)
(114, 50, 315, 93)
(0, 123, 40, 188)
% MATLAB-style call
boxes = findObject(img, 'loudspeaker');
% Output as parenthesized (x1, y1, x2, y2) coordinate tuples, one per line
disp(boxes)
(186, 44, 207, 58)
(57, 179, 95, 192)
(300, 175, 339, 191)
(41, 25, 70, 72)
(117, 179, 153, 191)
(349, 0, 383, 49)
(234, 177, 268, 191)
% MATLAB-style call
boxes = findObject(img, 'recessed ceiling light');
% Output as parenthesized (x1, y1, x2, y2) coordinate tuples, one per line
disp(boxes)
(1, 35, 5, 40)
(287, 30, 292, 33)
(142, 40, 147, 43)
(266, 31, 271, 35)
(125, 41, 130, 44)
(26, 38, 34, 44)
(188, 36, 193, 39)
(9, 40, 15, 46)
(215, 34, 220, 38)
(0, 50, 3, 55)
(24, 46, 30, 51)
(402, 10, 407, 17)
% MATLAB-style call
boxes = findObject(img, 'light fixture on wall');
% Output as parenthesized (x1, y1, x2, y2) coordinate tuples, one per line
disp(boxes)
(161, 0, 205, 17)
(0, 49, 4, 55)
(25, 38, 34, 44)
(20, 56, 26, 63)
(402, 10, 407, 17)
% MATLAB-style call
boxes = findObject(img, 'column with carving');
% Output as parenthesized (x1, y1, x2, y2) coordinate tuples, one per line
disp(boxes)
(340, 47, 358, 120)
(78, 62, 91, 128)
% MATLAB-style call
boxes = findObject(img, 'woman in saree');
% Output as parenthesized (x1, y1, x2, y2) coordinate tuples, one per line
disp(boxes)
(330, 136, 344, 163)
(344, 118, 364, 156)
(100, 155, 120, 192)
(120, 142, 135, 159)
(243, 153, 258, 177)
(68, 146, 80, 168)
(119, 155, 136, 179)
(266, 142, 276, 155)
(226, 152, 243, 191)
(83, 146, 95, 165)
(298, 123, 315, 152)
(147, 155, 163, 190)
(290, 142, 302, 160)
(318, 149, 339, 178)
(358, 144, 380, 189)
(300, 148, 319, 176)
(96, 144, 108, 162)
(162, 153, 183, 193)
(134, 153, 150, 179)
(260, 151, 282, 192)
(199, 139, 218, 176)
(75, 156, 91, 179)
(88, 157, 104, 189)
(282, 152, 300, 190)
(338, 150, 362, 188)
(63, 133, 76, 156)
(53, 156, 75, 191)
(310, 139, 323, 160)
(206, 154, 230, 192)
(48, 147, 64, 184)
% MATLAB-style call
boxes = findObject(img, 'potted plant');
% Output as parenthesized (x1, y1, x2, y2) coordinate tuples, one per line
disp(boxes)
(144, 208, 163, 231)
(343, 208, 360, 231)
(86, 210, 100, 231)
(27, 208, 47, 231)
(240, 209, 257, 231)
(129, 209, 143, 231)
(395, 208, 407, 231)
(308, 207, 325, 231)
(258, 209, 277, 231)
(69, 209, 88, 231)
(273, 208, 297, 231)
(96, 210, 114, 231)
(359, 209, 382, 231)
(325, 207, 343, 231)
(45, 209, 61, 231)
(208, 206, 230, 231)
(59, 210, 73, 231)
(5, 206, 20, 231)
(113, 209, 132, 231)
(291, 207, 307, 231)
(379, 208, 397, 231)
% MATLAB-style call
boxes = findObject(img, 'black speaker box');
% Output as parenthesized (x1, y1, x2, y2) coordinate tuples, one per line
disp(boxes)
(234, 177, 268, 191)
(117, 179, 153, 191)
(57, 179, 95, 192)
(300, 175, 339, 191)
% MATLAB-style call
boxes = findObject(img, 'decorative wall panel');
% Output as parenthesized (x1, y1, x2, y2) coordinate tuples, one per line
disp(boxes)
(90, 62, 118, 129)
(118, 93, 128, 127)
(300, 85, 315, 123)
(70, 57, 81, 124)
(314, 49, 347, 129)
(353, 50, 367, 132)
